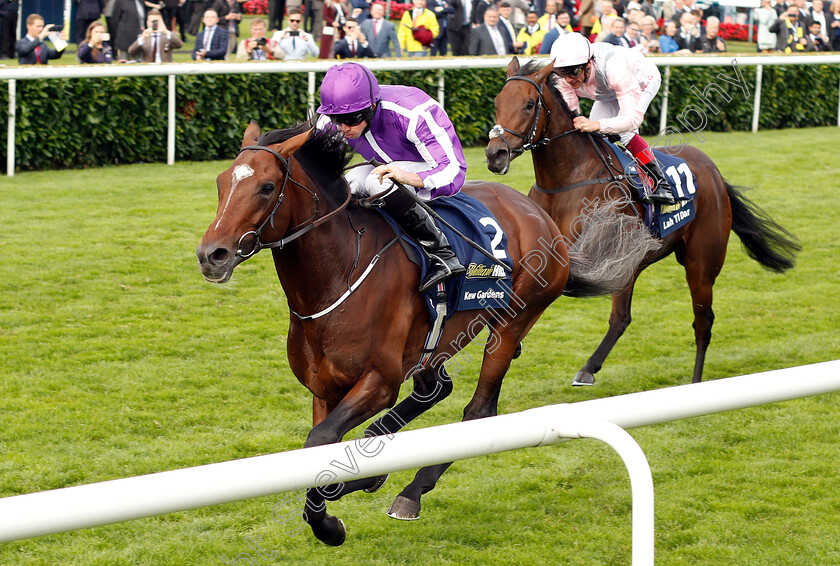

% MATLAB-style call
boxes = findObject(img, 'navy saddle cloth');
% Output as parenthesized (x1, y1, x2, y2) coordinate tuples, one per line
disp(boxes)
(377, 191, 514, 321)
(606, 140, 698, 238)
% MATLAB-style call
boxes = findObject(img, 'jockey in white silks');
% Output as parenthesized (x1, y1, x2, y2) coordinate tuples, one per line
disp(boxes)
(550, 32, 675, 204)
(317, 62, 467, 291)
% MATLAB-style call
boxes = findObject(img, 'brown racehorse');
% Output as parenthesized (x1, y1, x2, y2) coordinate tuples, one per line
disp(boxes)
(486, 58, 800, 386)
(197, 121, 634, 545)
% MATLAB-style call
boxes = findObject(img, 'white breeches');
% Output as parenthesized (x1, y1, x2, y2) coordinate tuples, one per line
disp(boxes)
(344, 161, 434, 201)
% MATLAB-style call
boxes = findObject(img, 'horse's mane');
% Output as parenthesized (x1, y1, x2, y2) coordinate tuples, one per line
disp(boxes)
(258, 121, 352, 205)
(515, 59, 578, 119)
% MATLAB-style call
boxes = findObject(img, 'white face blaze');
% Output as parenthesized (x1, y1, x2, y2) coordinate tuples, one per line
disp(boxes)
(217, 164, 255, 230)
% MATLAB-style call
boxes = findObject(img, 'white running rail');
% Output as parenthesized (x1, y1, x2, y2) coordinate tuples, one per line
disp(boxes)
(3, 54, 840, 176)
(0, 359, 838, 565)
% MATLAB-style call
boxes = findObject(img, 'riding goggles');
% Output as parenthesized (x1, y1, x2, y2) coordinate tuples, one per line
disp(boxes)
(328, 110, 368, 127)
(558, 63, 587, 79)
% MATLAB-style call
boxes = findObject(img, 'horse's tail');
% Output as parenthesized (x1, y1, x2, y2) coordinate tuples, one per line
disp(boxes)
(726, 182, 800, 273)
(563, 199, 661, 298)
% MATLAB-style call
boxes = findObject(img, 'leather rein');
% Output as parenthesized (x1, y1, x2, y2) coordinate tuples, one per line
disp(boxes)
(234, 144, 351, 258)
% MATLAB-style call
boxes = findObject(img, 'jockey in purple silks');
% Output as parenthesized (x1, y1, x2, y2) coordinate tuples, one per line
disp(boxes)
(317, 62, 467, 293)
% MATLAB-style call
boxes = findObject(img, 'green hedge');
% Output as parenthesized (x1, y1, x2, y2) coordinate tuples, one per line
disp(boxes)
(0, 63, 837, 171)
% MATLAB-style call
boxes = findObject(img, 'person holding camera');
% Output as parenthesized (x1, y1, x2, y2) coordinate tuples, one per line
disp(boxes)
(770, 5, 806, 52)
(129, 9, 183, 62)
(334, 17, 375, 57)
(193, 9, 229, 60)
(271, 8, 318, 60)
(15, 13, 67, 65)
(78, 21, 114, 63)
(236, 18, 285, 60)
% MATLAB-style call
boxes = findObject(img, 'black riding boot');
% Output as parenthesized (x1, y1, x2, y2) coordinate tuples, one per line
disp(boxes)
(639, 160, 676, 205)
(380, 188, 465, 292)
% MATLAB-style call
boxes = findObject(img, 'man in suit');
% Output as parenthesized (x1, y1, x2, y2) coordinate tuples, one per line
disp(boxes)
(675, 10, 701, 51)
(359, 2, 401, 57)
(129, 9, 184, 62)
(446, 0, 471, 55)
(15, 13, 66, 65)
(193, 8, 229, 60)
(334, 17, 376, 57)
(601, 17, 633, 47)
(469, 7, 514, 55)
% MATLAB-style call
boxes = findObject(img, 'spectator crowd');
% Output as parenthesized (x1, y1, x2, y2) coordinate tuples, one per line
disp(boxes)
(1, 0, 837, 65)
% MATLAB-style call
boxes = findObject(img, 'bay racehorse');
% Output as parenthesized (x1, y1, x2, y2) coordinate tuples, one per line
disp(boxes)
(486, 58, 800, 385)
(196, 121, 639, 545)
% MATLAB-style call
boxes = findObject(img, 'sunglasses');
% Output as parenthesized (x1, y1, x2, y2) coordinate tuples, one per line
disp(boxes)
(329, 110, 367, 127)
(558, 64, 587, 79)
(289, 18, 302, 22)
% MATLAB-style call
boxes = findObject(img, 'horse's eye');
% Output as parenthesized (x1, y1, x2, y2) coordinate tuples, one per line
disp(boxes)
(526, 100, 536, 111)
(259, 183, 276, 196)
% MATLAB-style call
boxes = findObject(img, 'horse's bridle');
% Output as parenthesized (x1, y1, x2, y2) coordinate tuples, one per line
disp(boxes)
(234, 144, 351, 258)
(489, 75, 578, 160)
(490, 74, 630, 196)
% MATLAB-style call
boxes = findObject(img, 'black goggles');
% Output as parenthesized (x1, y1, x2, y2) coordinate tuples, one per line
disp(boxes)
(558, 64, 587, 79)
(329, 110, 368, 127)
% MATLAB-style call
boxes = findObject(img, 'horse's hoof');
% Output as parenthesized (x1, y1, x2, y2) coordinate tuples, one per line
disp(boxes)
(572, 371, 595, 386)
(387, 495, 421, 521)
(364, 474, 389, 493)
(314, 516, 347, 546)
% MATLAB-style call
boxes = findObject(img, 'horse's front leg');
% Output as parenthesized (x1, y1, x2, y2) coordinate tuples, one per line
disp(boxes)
(302, 372, 397, 546)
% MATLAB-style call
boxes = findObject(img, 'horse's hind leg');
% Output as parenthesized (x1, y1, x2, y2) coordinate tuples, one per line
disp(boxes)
(677, 237, 726, 383)
(574, 278, 638, 386)
(388, 331, 519, 520)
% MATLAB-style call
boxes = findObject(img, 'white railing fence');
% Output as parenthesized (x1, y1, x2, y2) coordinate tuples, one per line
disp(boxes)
(2, 54, 840, 176)
(0, 359, 838, 565)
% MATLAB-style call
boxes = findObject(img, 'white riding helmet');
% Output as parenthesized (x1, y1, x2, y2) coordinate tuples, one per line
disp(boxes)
(550, 32, 593, 69)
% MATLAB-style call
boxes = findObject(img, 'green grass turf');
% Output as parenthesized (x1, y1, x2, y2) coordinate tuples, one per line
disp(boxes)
(0, 127, 838, 565)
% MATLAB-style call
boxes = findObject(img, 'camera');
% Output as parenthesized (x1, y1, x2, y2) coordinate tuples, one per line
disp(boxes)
(289, 30, 300, 37)
(256, 37, 268, 46)
(52, 24, 64, 32)
(152, 20, 159, 30)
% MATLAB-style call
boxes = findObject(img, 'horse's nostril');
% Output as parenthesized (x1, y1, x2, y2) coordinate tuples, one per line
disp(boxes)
(209, 247, 230, 264)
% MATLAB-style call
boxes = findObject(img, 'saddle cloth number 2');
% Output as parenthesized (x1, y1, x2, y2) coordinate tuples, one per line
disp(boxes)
(479, 217, 507, 260)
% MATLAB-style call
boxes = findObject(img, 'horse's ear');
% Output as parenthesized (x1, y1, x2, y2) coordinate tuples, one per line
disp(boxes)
(535, 60, 555, 84)
(506, 56, 521, 78)
(242, 120, 261, 147)
(277, 128, 313, 158)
